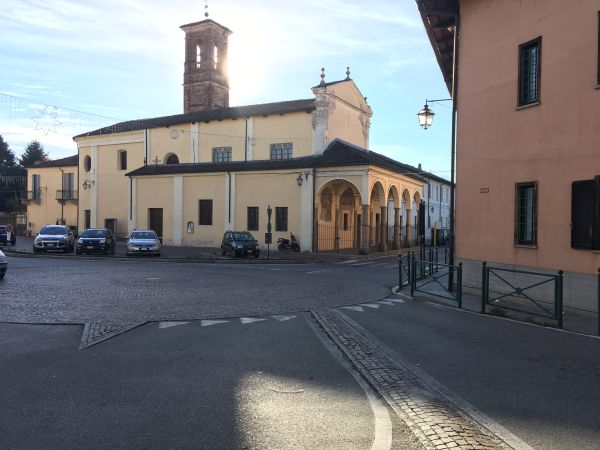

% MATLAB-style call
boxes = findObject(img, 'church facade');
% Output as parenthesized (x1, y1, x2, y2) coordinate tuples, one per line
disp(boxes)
(28, 16, 439, 253)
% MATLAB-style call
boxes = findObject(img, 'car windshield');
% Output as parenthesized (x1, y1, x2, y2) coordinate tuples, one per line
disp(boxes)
(40, 226, 68, 235)
(233, 232, 254, 241)
(130, 231, 157, 240)
(81, 229, 107, 238)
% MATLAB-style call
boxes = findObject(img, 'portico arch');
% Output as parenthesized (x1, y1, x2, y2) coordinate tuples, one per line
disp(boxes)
(387, 185, 401, 249)
(369, 181, 386, 252)
(316, 179, 362, 252)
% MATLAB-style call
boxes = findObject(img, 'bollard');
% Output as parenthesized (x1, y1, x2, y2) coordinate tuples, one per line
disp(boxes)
(557, 270, 564, 328)
(457, 262, 463, 309)
(480, 261, 487, 313)
(398, 254, 403, 291)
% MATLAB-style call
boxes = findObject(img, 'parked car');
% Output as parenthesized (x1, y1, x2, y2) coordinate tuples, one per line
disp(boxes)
(33, 225, 75, 253)
(0, 225, 16, 246)
(76, 228, 116, 255)
(0, 248, 7, 279)
(127, 230, 161, 256)
(221, 231, 260, 258)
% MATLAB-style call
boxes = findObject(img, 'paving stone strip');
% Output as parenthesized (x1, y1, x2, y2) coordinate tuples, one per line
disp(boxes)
(311, 308, 517, 450)
(80, 321, 146, 349)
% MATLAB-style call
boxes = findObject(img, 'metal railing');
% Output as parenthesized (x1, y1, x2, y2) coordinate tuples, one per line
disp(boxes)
(56, 190, 78, 201)
(481, 262, 564, 327)
(22, 190, 41, 202)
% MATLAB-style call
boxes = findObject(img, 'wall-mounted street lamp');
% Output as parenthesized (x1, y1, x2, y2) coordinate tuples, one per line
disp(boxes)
(82, 180, 95, 190)
(417, 99, 452, 130)
(296, 172, 310, 187)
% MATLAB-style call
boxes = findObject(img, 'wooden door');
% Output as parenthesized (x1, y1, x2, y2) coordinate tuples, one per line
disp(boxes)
(148, 208, 163, 241)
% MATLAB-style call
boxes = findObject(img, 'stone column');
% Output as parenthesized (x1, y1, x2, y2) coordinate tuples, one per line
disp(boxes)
(359, 204, 370, 255)
(380, 206, 387, 252)
(334, 206, 340, 252)
(393, 207, 400, 250)
(406, 209, 412, 248)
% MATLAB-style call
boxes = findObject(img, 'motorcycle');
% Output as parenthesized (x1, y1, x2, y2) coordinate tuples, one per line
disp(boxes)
(277, 233, 300, 252)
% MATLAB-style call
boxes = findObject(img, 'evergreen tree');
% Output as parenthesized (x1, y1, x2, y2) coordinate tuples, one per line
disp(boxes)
(19, 140, 48, 167)
(0, 134, 17, 172)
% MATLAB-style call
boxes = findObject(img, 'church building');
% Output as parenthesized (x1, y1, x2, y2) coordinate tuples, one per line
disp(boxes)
(29, 15, 432, 254)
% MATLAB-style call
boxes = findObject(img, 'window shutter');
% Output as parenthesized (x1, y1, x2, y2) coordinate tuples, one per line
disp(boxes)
(571, 180, 594, 249)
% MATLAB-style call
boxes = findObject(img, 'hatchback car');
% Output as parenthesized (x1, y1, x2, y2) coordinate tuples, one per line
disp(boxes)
(127, 230, 161, 256)
(0, 225, 16, 246)
(221, 231, 260, 258)
(33, 225, 75, 253)
(0, 248, 7, 279)
(76, 228, 116, 255)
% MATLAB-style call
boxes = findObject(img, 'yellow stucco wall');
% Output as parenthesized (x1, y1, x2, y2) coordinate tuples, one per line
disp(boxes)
(197, 120, 246, 162)
(149, 124, 193, 164)
(26, 166, 78, 234)
(325, 83, 369, 149)
(181, 174, 227, 246)
(135, 176, 174, 242)
(252, 113, 313, 160)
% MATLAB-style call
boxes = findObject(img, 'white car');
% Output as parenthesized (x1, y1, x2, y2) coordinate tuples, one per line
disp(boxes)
(0, 248, 7, 279)
(127, 230, 161, 256)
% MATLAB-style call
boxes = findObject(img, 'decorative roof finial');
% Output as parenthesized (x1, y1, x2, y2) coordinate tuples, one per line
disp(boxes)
(204, 0, 209, 18)
(319, 67, 326, 86)
(345, 66, 351, 80)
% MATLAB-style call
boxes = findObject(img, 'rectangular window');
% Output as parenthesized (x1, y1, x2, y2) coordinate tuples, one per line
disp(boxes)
(118, 150, 127, 171)
(198, 199, 213, 225)
(84, 210, 91, 229)
(32, 174, 40, 200)
(212, 146, 232, 163)
(343, 213, 349, 231)
(515, 182, 538, 246)
(571, 176, 600, 250)
(275, 207, 288, 231)
(518, 37, 541, 106)
(247, 206, 259, 231)
(270, 143, 293, 160)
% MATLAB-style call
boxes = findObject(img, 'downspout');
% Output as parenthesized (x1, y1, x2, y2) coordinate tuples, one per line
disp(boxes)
(129, 176, 133, 221)
(244, 118, 248, 162)
(144, 129, 148, 165)
(448, 13, 460, 287)
(76, 143, 80, 234)
(311, 161, 316, 252)
(58, 166, 64, 224)
(228, 171, 232, 224)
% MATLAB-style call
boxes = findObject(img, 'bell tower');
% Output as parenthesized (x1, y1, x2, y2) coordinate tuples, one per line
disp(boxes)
(181, 18, 232, 113)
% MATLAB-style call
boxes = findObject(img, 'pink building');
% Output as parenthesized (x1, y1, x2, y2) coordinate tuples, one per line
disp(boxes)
(418, 0, 600, 311)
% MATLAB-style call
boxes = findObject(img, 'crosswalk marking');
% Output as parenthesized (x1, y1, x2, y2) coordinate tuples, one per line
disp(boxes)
(336, 259, 358, 264)
(360, 303, 380, 309)
(387, 298, 405, 304)
(158, 321, 190, 329)
(351, 262, 375, 266)
(378, 300, 396, 306)
(240, 317, 267, 324)
(201, 319, 230, 327)
(272, 315, 297, 321)
(342, 306, 365, 312)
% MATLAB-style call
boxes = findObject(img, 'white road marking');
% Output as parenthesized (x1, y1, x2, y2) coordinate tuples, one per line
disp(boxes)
(158, 321, 190, 329)
(387, 298, 405, 304)
(306, 270, 325, 274)
(336, 259, 358, 264)
(269, 268, 282, 271)
(305, 317, 392, 450)
(201, 319, 230, 327)
(240, 317, 267, 324)
(145, 277, 163, 281)
(351, 262, 375, 266)
(342, 306, 364, 312)
(378, 300, 395, 306)
(361, 303, 380, 309)
(272, 315, 297, 321)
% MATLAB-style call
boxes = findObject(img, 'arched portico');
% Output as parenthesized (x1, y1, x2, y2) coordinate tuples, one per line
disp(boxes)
(368, 181, 386, 252)
(387, 185, 401, 250)
(316, 179, 363, 252)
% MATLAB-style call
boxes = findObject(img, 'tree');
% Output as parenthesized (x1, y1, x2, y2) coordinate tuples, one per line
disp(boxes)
(0, 134, 17, 172)
(19, 140, 48, 167)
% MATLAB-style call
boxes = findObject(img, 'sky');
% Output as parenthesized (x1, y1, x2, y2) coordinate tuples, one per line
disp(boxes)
(0, 0, 452, 179)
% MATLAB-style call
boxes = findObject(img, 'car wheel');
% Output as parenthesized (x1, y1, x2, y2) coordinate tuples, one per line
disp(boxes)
(156, 252, 161, 257)
(221, 246, 226, 256)
(0, 272, 4, 279)
(231, 249, 236, 258)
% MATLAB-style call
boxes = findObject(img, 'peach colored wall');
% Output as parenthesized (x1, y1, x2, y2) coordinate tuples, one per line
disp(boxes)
(456, 0, 600, 275)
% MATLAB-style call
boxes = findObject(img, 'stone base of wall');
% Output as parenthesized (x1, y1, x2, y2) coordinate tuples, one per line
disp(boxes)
(458, 258, 598, 313)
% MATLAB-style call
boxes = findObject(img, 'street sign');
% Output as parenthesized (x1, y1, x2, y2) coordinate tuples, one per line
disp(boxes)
(265, 233, 272, 244)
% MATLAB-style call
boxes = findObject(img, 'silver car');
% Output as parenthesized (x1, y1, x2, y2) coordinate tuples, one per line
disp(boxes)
(33, 225, 75, 253)
(0, 248, 7, 279)
(127, 230, 161, 256)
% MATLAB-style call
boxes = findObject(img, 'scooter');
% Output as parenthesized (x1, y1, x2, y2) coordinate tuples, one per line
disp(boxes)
(277, 233, 300, 252)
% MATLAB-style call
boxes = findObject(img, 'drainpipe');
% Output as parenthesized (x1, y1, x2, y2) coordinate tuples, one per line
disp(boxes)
(244, 118, 248, 162)
(58, 166, 65, 224)
(227, 171, 232, 225)
(311, 161, 316, 252)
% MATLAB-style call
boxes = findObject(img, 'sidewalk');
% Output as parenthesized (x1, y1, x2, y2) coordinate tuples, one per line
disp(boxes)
(0, 235, 352, 263)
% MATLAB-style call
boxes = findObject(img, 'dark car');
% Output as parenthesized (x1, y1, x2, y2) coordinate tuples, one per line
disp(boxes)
(221, 231, 260, 258)
(76, 228, 116, 255)
(33, 225, 74, 253)
(0, 225, 16, 246)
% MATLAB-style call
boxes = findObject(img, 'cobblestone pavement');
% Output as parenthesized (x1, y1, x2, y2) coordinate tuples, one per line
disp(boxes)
(0, 257, 391, 324)
(311, 308, 528, 450)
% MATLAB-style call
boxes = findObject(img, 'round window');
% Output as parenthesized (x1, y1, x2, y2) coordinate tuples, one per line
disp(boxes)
(83, 155, 91, 172)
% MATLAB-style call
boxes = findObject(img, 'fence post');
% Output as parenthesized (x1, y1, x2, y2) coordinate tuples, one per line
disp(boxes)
(444, 247, 448, 264)
(597, 268, 600, 336)
(457, 262, 463, 309)
(428, 248, 433, 276)
(410, 252, 415, 297)
(398, 254, 403, 291)
(480, 261, 487, 313)
(557, 270, 564, 328)
(435, 247, 439, 272)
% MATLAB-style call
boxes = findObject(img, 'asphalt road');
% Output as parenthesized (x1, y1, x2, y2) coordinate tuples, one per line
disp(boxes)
(341, 297, 600, 450)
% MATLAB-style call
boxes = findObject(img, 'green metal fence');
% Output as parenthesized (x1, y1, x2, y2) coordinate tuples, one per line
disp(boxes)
(409, 252, 463, 307)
